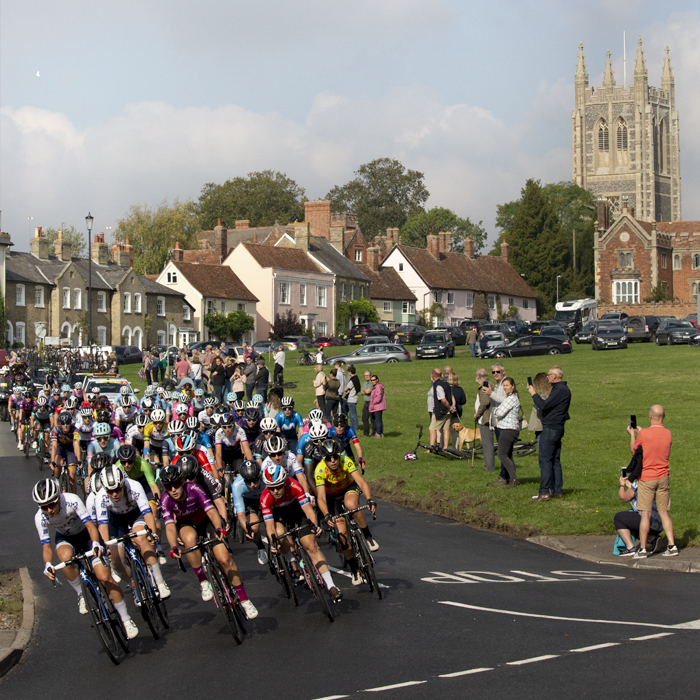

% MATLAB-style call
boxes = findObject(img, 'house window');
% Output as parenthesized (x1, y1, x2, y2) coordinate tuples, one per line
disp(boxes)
(237, 303, 246, 312)
(207, 300, 215, 314)
(383, 301, 392, 312)
(447, 292, 455, 305)
(340, 282, 346, 301)
(73, 288, 81, 309)
(613, 280, 640, 304)
(221, 301, 226, 314)
(97, 326, 107, 345)
(466, 293, 473, 308)
(279, 281, 290, 305)
(350, 285, 355, 301)
(523, 299, 529, 309)
(15, 322, 25, 345)
(35, 287, 44, 308)
(300, 284, 306, 306)
(673, 255, 681, 270)
(451, 318, 460, 326)
(183, 305, 191, 321)
(316, 285, 327, 308)
(166, 271, 178, 284)
(692, 283, 698, 299)
(16, 284, 25, 306)
(402, 301, 415, 314)
(398, 263, 404, 272)
(123, 292, 131, 313)
(660, 253, 666, 269)
(63, 287, 70, 309)
(134, 294, 141, 313)
(355, 249, 362, 262)
(157, 297, 165, 316)
(488, 295, 495, 310)
(509, 298, 514, 306)
(317, 321, 327, 336)
(359, 285, 365, 298)
(693, 254, 700, 269)
(157, 330, 166, 345)
(97, 291, 106, 312)
(434, 291, 443, 303)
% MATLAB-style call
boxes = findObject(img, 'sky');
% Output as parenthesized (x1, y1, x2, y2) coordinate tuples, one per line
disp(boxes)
(1, 0, 698, 252)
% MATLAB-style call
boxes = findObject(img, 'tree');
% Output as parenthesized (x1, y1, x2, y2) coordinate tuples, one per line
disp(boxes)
(326, 158, 429, 240)
(43, 226, 86, 257)
(115, 199, 201, 275)
(400, 207, 487, 252)
(197, 170, 306, 231)
(335, 298, 380, 335)
(270, 310, 304, 339)
(472, 293, 489, 320)
(204, 310, 255, 342)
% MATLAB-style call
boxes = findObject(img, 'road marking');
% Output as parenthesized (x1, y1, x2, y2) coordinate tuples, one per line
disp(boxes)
(570, 642, 621, 652)
(438, 668, 494, 677)
(422, 569, 625, 584)
(364, 681, 427, 692)
(439, 601, 697, 630)
(510, 570, 574, 582)
(328, 566, 390, 589)
(507, 655, 560, 666)
(630, 632, 675, 641)
(311, 696, 349, 700)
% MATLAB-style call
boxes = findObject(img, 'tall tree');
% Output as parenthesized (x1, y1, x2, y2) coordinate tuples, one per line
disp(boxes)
(43, 226, 86, 257)
(325, 158, 429, 240)
(115, 199, 200, 275)
(400, 207, 487, 252)
(197, 170, 306, 230)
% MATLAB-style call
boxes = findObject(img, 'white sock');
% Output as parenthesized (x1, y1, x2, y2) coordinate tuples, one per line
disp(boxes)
(67, 576, 83, 597)
(321, 570, 335, 590)
(148, 562, 165, 585)
(113, 598, 131, 622)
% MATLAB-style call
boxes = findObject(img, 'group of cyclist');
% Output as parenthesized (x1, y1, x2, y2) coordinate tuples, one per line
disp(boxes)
(24, 370, 378, 642)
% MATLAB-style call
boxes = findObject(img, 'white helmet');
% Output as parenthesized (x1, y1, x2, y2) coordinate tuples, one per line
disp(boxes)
(167, 420, 185, 436)
(308, 408, 324, 423)
(119, 386, 130, 396)
(32, 479, 60, 505)
(260, 417, 277, 432)
(308, 422, 329, 441)
(100, 465, 125, 491)
(151, 408, 166, 423)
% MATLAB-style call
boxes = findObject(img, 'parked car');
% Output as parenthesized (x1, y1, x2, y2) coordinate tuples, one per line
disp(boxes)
(315, 337, 346, 348)
(527, 321, 554, 335)
(592, 324, 628, 351)
(393, 324, 427, 344)
(416, 331, 455, 359)
(539, 326, 571, 342)
(326, 343, 411, 365)
(80, 374, 139, 403)
(653, 319, 697, 345)
(113, 345, 144, 364)
(624, 315, 659, 342)
(348, 323, 392, 343)
(599, 312, 629, 322)
(252, 340, 281, 353)
(460, 319, 489, 332)
(363, 336, 390, 346)
(689, 332, 700, 347)
(434, 326, 467, 345)
(477, 331, 507, 356)
(480, 335, 572, 359)
(685, 313, 699, 331)
(574, 322, 596, 344)
(279, 336, 316, 351)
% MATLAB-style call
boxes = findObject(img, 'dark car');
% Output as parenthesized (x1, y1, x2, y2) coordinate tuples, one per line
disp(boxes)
(315, 337, 346, 348)
(481, 335, 572, 359)
(434, 326, 467, 345)
(599, 312, 629, 322)
(185, 341, 210, 356)
(625, 315, 659, 342)
(574, 322, 596, 344)
(393, 324, 426, 344)
(689, 331, 700, 347)
(348, 323, 392, 343)
(540, 326, 571, 342)
(460, 319, 489, 332)
(592, 324, 628, 351)
(527, 321, 554, 335)
(415, 331, 455, 359)
(113, 345, 144, 364)
(654, 319, 697, 345)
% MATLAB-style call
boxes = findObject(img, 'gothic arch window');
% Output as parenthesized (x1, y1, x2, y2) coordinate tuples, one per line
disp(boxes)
(596, 120, 610, 170)
(615, 118, 629, 170)
(653, 118, 659, 173)
(693, 254, 700, 269)
(673, 254, 681, 270)
(658, 118, 667, 173)
(626, 253, 632, 267)
(616, 119, 628, 150)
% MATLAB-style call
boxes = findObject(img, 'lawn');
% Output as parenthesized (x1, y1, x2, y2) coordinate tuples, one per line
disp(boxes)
(120, 341, 700, 545)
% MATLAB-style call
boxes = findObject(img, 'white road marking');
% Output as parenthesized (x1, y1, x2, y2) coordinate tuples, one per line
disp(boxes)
(630, 632, 676, 641)
(510, 570, 575, 582)
(364, 681, 427, 692)
(570, 642, 621, 652)
(438, 668, 494, 677)
(439, 601, 697, 630)
(507, 655, 560, 665)
(328, 565, 390, 588)
(311, 696, 349, 700)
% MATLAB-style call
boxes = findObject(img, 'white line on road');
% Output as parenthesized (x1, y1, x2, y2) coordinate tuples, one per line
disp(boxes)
(328, 566, 390, 589)
(507, 655, 560, 666)
(570, 643, 621, 652)
(311, 696, 350, 700)
(439, 601, 699, 630)
(630, 632, 676, 641)
(364, 681, 427, 692)
(438, 668, 495, 677)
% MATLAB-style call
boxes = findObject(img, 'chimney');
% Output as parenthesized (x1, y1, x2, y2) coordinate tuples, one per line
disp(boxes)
(304, 200, 331, 239)
(252, 234, 258, 244)
(329, 226, 344, 253)
(92, 233, 109, 265)
(500, 239, 509, 263)
(31, 226, 49, 260)
(440, 231, 452, 253)
(621, 195, 629, 215)
(628, 206, 635, 219)
(171, 240, 183, 263)
(596, 197, 610, 232)
(294, 222, 310, 252)
(54, 228, 73, 261)
(214, 220, 228, 263)
(111, 241, 131, 267)
(366, 247, 380, 272)
(235, 220, 250, 229)
(464, 235, 475, 259)
(426, 233, 439, 258)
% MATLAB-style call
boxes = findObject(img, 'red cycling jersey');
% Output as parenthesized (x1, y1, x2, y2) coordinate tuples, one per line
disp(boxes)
(260, 478, 309, 521)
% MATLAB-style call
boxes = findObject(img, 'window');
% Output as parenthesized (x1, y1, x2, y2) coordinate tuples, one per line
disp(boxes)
(466, 293, 474, 308)
(97, 291, 106, 312)
(354, 249, 362, 262)
(207, 300, 215, 314)
(15, 322, 25, 345)
(350, 285, 355, 301)
(660, 253, 667, 269)
(488, 295, 495, 310)
(509, 298, 514, 306)
(183, 305, 191, 321)
(134, 293, 141, 313)
(157, 330, 166, 345)
(612, 280, 640, 304)
(402, 301, 415, 314)
(237, 303, 246, 312)
(221, 301, 226, 314)
(16, 284, 25, 306)
(673, 255, 681, 270)
(523, 299, 529, 309)
(166, 271, 178, 284)
(693, 254, 700, 269)
(279, 281, 290, 305)
(300, 284, 306, 306)
(398, 263, 404, 272)
(451, 318, 460, 326)
(97, 327, 107, 345)
(123, 292, 131, 313)
(383, 301, 392, 312)
(157, 297, 165, 316)
(63, 287, 70, 309)
(360, 285, 365, 298)
(73, 288, 81, 309)
(617, 120, 628, 150)
(435, 291, 443, 303)
(340, 282, 346, 301)
(316, 285, 327, 308)
(692, 283, 698, 298)
(317, 321, 328, 336)
(598, 121, 609, 152)
(35, 287, 44, 308)
(447, 292, 455, 305)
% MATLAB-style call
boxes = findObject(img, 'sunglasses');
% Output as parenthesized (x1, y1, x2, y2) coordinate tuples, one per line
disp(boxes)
(41, 502, 59, 512)
(270, 451, 285, 458)
(164, 481, 182, 491)
(269, 484, 285, 492)
(492, 370, 503, 375)
(97, 436, 110, 442)
(245, 479, 260, 487)
(106, 487, 122, 495)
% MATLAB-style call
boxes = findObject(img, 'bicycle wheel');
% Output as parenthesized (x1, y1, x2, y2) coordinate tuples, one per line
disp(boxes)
(204, 559, 244, 644)
(81, 576, 127, 665)
(513, 441, 537, 457)
(59, 468, 70, 494)
(36, 438, 44, 471)
(355, 531, 382, 600)
(299, 548, 334, 622)
(132, 557, 165, 639)
(24, 432, 30, 459)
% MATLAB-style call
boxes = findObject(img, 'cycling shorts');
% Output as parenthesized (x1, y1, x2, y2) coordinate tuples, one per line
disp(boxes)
(176, 517, 215, 541)
(57, 446, 78, 465)
(54, 527, 100, 567)
(107, 509, 147, 540)
(243, 496, 263, 518)
(34, 417, 52, 430)
(326, 483, 362, 517)
(148, 443, 165, 458)
(273, 502, 314, 539)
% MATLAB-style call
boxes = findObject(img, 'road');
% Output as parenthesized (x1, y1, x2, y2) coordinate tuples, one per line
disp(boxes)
(1, 428, 698, 699)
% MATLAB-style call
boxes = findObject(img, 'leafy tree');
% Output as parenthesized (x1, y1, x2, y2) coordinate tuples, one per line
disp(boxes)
(471, 293, 489, 320)
(336, 298, 380, 335)
(197, 170, 306, 230)
(644, 281, 670, 303)
(43, 226, 86, 257)
(270, 310, 304, 339)
(326, 158, 429, 240)
(115, 199, 201, 275)
(204, 310, 255, 342)
(400, 207, 487, 252)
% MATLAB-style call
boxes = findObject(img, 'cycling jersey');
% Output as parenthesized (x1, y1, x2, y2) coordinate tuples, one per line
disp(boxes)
(51, 425, 75, 448)
(260, 452, 304, 481)
(198, 409, 214, 426)
(125, 424, 145, 450)
(196, 432, 213, 452)
(95, 478, 151, 524)
(19, 398, 36, 415)
(215, 426, 248, 451)
(108, 425, 124, 443)
(275, 411, 304, 440)
(34, 409, 52, 425)
(73, 419, 95, 443)
(170, 456, 223, 500)
(35, 493, 91, 545)
(144, 422, 168, 445)
(260, 478, 309, 522)
(314, 454, 358, 496)
(48, 397, 61, 412)
(9, 396, 21, 410)
(296, 433, 323, 467)
(237, 417, 260, 444)
(86, 437, 121, 463)
(114, 406, 138, 426)
(115, 457, 156, 488)
(172, 402, 193, 417)
(231, 474, 264, 515)
(252, 433, 269, 461)
(161, 481, 215, 527)
(329, 425, 360, 449)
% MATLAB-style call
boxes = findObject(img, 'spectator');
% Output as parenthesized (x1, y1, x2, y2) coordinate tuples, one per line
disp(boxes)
(143, 352, 152, 385)
(190, 357, 203, 390)
(315, 347, 325, 365)
(360, 370, 374, 437)
(614, 476, 663, 557)
(231, 364, 245, 400)
(528, 365, 571, 502)
(628, 405, 678, 558)
(175, 353, 191, 383)
(266, 390, 282, 421)
(344, 365, 361, 432)
(158, 352, 167, 383)
(369, 374, 386, 438)
(149, 352, 160, 385)
(478, 331, 488, 356)
(219, 342, 229, 358)
(313, 364, 328, 417)
(334, 360, 347, 413)
(474, 368, 495, 472)
(492, 377, 522, 488)
(466, 327, 478, 358)
(273, 345, 286, 386)
(484, 363, 508, 485)
(426, 381, 437, 447)
(224, 357, 236, 395)
(430, 368, 455, 449)
(243, 355, 256, 401)
(526, 372, 550, 439)
(209, 356, 227, 405)
(254, 358, 270, 403)
(325, 368, 341, 420)
(448, 372, 466, 448)
(201, 345, 213, 367)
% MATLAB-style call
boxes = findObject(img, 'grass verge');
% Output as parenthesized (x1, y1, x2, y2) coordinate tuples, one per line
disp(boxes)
(0, 570, 23, 632)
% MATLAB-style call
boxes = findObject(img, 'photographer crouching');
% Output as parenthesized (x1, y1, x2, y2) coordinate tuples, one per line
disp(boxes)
(614, 476, 663, 556)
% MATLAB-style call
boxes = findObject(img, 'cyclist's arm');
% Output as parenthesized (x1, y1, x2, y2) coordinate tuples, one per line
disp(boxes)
(352, 436, 363, 462)
(301, 500, 319, 528)
(214, 443, 223, 480)
(138, 457, 157, 488)
(350, 469, 372, 501)
(315, 483, 329, 518)
(241, 439, 253, 461)
(164, 522, 179, 551)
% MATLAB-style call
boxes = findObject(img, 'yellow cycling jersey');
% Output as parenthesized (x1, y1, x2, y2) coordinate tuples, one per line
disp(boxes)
(314, 455, 358, 496)
(143, 421, 167, 443)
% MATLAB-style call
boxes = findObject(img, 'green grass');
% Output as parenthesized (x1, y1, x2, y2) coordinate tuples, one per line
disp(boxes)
(120, 342, 700, 545)
(0, 570, 23, 630)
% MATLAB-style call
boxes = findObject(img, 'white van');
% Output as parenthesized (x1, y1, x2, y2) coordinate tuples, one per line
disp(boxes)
(555, 299, 597, 334)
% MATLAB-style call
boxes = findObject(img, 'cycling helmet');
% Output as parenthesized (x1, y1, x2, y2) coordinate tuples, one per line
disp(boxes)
(117, 444, 137, 463)
(32, 479, 60, 506)
(332, 413, 348, 428)
(308, 422, 329, 441)
(220, 412, 235, 427)
(226, 392, 237, 404)
(80, 406, 93, 417)
(194, 388, 204, 398)
(135, 413, 149, 427)
(175, 434, 196, 453)
(61, 384, 71, 392)
(162, 391, 171, 401)
(281, 396, 294, 408)
(211, 413, 224, 428)
(260, 417, 277, 433)
(239, 460, 261, 482)
(141, 397, 154, 410)
(232, 399, 245, 412)
(252, 394, 264, 406)
(185, 416, 199, 431)
(86, 392, 97, 402)
(58, 411, 72, 426)
(318, 437, 342, 459)
(119, 385, 130, 395)
(92, 387, 101, 395)
(91, 452, 114, 473)
(179, 393, 191, 404)
(65, 396, 78, 409)
(43, 383, 51, 393)
(120, 395, 134, 408)
(203, 397, 217, 408)
(151, 408, 166, 423)
(184, 429, 199, 443)
(170, 392, 180, 404)
(37, 396, 48, 407)
(261, 463, 286, 488)
(308, 408, 324, 423)
(100, 465, 125, 491)
(167, 420, 185, 436)
(86, 472, 101, 496)
(159, 463, 182, 486)
(22, 389, 32, 398)
(93, 422, 111, 437)
(245, 401, 257, 410)
(177, 454, 199, 481)
(156, 386, 165, 395)
(144, 386, 154, 397)
(244, 407, 259, 422)
(74, 382, 82, 390)
(12, 387, 21, 396)
(264, 435, 287, 455)
(96, 409, 112, 423)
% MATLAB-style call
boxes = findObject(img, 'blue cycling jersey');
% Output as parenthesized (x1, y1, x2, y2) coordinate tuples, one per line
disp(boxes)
(163, 436, 178, 459)
(296, 432, 312, 457)
(275, 411, 303, 440)
(329, 425, 358, 448)
(231, 474, 264, 515)
(197, 432, 213, 451)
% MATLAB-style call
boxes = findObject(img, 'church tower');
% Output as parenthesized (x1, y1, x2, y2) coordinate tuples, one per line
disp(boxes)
(572, 39, 682, 223)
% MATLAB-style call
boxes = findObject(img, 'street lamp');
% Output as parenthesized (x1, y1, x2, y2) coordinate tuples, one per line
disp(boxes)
(556, 274, 561, 305)
(85, 213, 94, 349)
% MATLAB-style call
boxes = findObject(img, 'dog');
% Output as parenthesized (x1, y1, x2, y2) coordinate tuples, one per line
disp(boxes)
(451, 422, 479, 451)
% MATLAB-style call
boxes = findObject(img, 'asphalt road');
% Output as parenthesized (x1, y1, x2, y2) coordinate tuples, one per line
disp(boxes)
(1, 428, 698, 699)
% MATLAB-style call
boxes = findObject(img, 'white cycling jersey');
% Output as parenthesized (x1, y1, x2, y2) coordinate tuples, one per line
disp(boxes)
(215, 426, 248, 449)
(125, 424, 144, 446)
(95, 478, 151, 525)
(114, 406, 138, 425)
(35, 493, 91, 545)
(261, 452, 303, 480)
(74, 419, 95, 442)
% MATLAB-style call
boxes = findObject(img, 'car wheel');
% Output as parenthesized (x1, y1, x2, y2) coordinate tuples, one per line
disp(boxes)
(495, 351, 507, 359)
(387, 358, 398, 363)
(548, 348, 561, 355)
(654, 335, 660, 346)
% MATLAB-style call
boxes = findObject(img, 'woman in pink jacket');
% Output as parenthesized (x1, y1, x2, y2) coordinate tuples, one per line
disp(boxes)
(368, 374, 386, 438)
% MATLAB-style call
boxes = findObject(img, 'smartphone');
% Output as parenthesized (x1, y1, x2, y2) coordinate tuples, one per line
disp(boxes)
(527, 376, 532, 386)
(482, 381, 489, 389)
(621, 467, 628, 479)
(629, 415, 637, 430)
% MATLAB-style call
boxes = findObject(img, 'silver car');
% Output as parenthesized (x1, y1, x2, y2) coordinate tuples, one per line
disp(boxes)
(477, 332, 507, 356)
(325, 343, 412, 365)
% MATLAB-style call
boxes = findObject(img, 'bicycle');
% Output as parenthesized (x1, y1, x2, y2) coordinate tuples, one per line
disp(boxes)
(105, 528, 169, 640)
(221, 468, 245, 544)
(35, 426, 51, 471)
(410, 424, 468, 461)
(259, 519, 299, 607)
(52, 552, 129, 665)
(51, 460, 71, 494)
(178, 536, 246, 644)
(296, 350, 314, 367)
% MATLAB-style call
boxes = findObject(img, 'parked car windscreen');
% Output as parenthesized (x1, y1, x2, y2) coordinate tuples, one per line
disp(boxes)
(422, 333, 446, 343)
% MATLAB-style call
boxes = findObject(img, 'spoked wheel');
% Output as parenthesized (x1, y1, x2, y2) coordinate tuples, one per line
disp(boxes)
(205, 560, 244, 644)
(81, 578, 128, 665)
(513, 441, 537, 457)
(37, 441, 44, 471)
(269, 547, 298, 606)
(133, 561, 166, 640)
(59, 469, 70, 494)
(299, 548, 334, 622)
(356, 532, 382, 599)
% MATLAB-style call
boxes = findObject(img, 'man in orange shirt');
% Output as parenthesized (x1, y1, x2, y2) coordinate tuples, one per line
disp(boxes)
(627, 404, 678, 558)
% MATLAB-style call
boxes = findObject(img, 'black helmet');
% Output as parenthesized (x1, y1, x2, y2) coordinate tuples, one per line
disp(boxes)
(58, 411, 72, 425)
(239, 459, 261, 482)
(91, 453, 113, 472)
(96, 409, 112, 423)
(117, 444, 136, 463)
(332, 412, 348, 427)
(160, 463, 183, 485)
(178, 454, 199, 481)
(318, 437, 342, 459)
(244, 407, 259, 422)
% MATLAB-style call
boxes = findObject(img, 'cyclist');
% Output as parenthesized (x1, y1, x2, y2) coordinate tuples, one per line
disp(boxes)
(275, 397, 303, 453)
(96, 408, 124, 444)
(238, 406, 262, 447)
(114, 395, 138, 432)
(261, 435, 312, 496)
(95, 465, 170, 599)
(125, 413, 148, 456)
(192, 388, 205, 414)
(9, 387, 22, 432)
(301, 408, 330, 433)
(86, 423, 120, 477)
(162, 419, 185, 463)
(74, 406, 95, 467)
(314, 438, 378, 587)
(50, 412, 80, 492)
(170, 452, 228, 528)
(17, 389, 36, 451)
(231, 460, 267, 565)
(198, 397, 217, 428)
(187, 415, 215, 463)
(160, 463, 258, 618)
(143, 408, 169, 468)
(260, 463, 342, 602)
(215, 413, 254, 482)
(231, 399, 246, 423)
(32, 396, 52, 451)
(32, 478, 138, 639)
(296, 421, 329, 496)
(253, 417, 279, 463)
(329, 413, 365, 472)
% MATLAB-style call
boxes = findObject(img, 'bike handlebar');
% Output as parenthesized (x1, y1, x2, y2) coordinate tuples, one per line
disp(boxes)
(105, 528, 151, 546)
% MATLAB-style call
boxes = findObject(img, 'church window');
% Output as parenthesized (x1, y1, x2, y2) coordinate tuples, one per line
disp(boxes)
(673, 255, 681, 270)
(598, 122, 609, 152)
(616, 120, 628, 150)
(693, 254, 700, 269)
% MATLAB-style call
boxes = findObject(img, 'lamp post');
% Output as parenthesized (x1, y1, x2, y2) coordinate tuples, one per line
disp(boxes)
(85, 213, 94, 349)
(556, 275, 561, 305)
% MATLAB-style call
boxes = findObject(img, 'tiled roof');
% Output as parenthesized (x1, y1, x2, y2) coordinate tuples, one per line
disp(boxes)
(171, 261, 258, 301)
(656, 221, 700, 235)
(355, 264, 415, 301)
(140, 276, 186, 297)
(197, 223, 294, 252)
(239, 243, 324, 273)
(182, 248, 225, 265)
(308, 236, 370, 282)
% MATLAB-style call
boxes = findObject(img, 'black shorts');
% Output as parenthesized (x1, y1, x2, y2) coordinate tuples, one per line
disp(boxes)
(176, 516, 215, 540)
(272, 501, 314, 539)
(55, 527, 92, 554)
(243, 496, 263, 518)
(326, 484, 362, 517)
(107, 509, 147, 540)
(35, 418, 52, 431)
(136, 475, 154, 502)
(148, 443, 165, 457)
